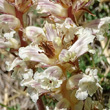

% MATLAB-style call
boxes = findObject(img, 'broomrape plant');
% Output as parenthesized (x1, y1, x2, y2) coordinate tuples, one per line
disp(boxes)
(0, 0, 110, 110)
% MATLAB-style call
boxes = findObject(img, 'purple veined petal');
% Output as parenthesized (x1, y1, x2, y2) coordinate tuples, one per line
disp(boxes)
(0, 14, 20, 30)
(0, 0, 5, 12)
(19, 45, 50, 64)
(37, 0, 67, 18)
(45, 22, 58, 41)
(59, 49, 69, 62)
(83, 17, 110, 29)
(30, 81, 48, 93)
(69, 29, 95, 57)
(44, 66, 63, 79)
(25, 26, 45, 42)
(0, 0, 15, 15)
(6, 57, 26, 71)
(72, 0, 94, 11)
(72, 0, 85, 11)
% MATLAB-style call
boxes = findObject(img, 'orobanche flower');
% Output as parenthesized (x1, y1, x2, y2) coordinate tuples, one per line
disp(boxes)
(19, 45, 51, 64)
(83, 17, 110, 41)
(36, 0, 68, 19)
(33, 66, 63, 91)
(0, 14, 20, 30)
(20, 66, 64, 102)
(59, 27, 95, 63)
(56, 18, 77, 43)
(19, 18, 96, 66)
(0, 31, 20, 49)
(76, 68, 102, 100)
(19, 21, 62, 64)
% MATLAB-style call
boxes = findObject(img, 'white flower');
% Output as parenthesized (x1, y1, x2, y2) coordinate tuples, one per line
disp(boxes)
(34, 66, 63, 91)
(59, 28, 95, 62)
(0, 14, 20, 30)
(19, 45, 50, 64)
(20, 66, 64, 102)
(25, 26, 45, 42)
(0, 31, 20, 49)
(6, 57, 26, 71)
(20, 69, 34, 86)
(36, 0, 67, 18)
(56, 18, 77, 43)
(27, 88, 39, 103)
(83, 17, 110, 41)
(75, 68, 102, 100)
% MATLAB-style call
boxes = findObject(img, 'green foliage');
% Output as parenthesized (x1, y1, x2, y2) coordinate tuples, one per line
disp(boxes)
(42, 95, 57, 109)
(66, 71, 72, 79)
(36, 67, 44, 73)
(0, 103, 20, 110)
(85, 0, 110, 21)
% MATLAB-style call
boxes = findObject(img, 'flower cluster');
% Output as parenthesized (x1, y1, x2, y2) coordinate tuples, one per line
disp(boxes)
(0, 0, 110, 110)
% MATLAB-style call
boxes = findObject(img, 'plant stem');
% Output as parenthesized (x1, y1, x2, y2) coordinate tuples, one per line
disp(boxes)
(37, 96, 45, 110)
(15, 8, 27, 47)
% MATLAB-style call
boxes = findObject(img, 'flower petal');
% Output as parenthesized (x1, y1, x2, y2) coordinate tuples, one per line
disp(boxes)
(45, 22, 58, 41)
(75, 89, 88, 100)
(44, 66, 63, 79)
(37, 0, 67, 18)
(19, 45, 50, 64)
(0, 14, 20, 30)
(69, 28, 95, 57)
(66, 74, 83, 90)
(25, 26, 45, 42)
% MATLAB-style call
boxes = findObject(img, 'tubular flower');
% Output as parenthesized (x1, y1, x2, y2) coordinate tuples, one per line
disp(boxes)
(0, 14, 20, 30)
(75, 68, 102, 100)
(59, 27, 95, 63)
(19, 18, 96, 65)
(0, 14, 20, 49)
(0, 31, 20, 49)
(83, 17, 110, 41)
(20, 66, 64, 102)
(42, 0, 94, 23)
(36, 0, 68, 19)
